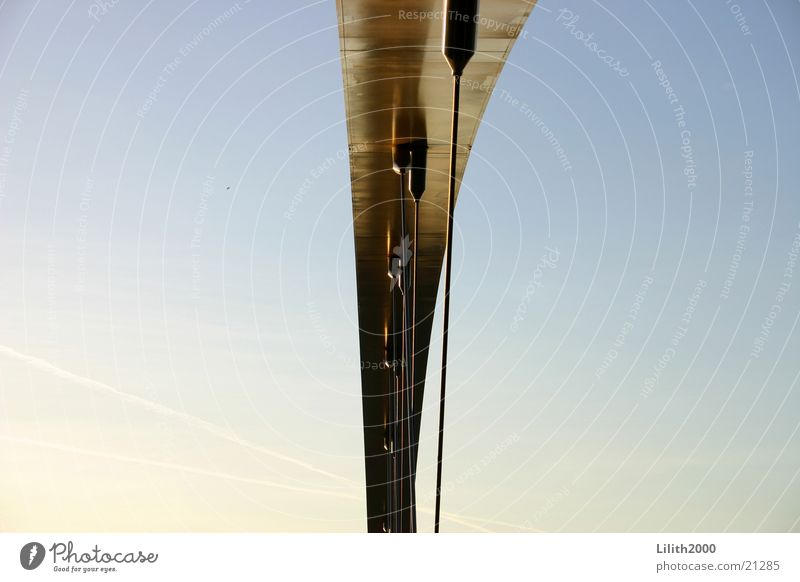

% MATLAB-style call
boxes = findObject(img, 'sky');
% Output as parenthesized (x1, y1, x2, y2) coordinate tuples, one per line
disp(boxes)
(0, 0, 799, 532)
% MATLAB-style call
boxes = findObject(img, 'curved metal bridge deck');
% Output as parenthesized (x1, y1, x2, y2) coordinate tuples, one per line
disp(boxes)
(336, 0, 536, 532)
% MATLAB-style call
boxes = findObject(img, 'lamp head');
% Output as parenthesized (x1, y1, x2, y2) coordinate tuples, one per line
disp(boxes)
(392, 143, 411, 175)
(408, 140, 428, 201)
(442, 0, 479, 76)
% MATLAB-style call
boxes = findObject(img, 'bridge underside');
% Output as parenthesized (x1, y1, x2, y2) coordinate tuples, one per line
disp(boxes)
(336, 0, 536, 532)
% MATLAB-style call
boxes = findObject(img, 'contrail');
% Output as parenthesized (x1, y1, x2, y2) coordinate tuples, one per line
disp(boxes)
(0, 344, 356, 486)
(1, 434, 363, 502)
(415, 506, 544, 532)
(436, 513, 492, 533)
(2, 435, 512, 532)
(0, 345, 538, 533)
(442, 512, 545, 533)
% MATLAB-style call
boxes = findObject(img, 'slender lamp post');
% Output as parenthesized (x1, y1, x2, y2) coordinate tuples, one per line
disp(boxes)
(435, 0, 478, 534)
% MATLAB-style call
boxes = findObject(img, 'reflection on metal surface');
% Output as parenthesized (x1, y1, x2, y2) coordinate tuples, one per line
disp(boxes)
(336, 0, 536, 532)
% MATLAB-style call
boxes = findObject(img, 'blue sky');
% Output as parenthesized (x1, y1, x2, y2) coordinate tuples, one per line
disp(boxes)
(0, 0, 799, 532)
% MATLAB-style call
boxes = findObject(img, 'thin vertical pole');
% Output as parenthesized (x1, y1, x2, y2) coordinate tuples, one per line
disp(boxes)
(409, 198, 420, 533)
(434, 73, 461, 533)
(398, 169, 414, 532)
(397, 169, 406, 532)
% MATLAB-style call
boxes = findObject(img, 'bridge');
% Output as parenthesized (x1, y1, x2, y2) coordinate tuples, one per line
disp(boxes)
(336, 0, 537, 532)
